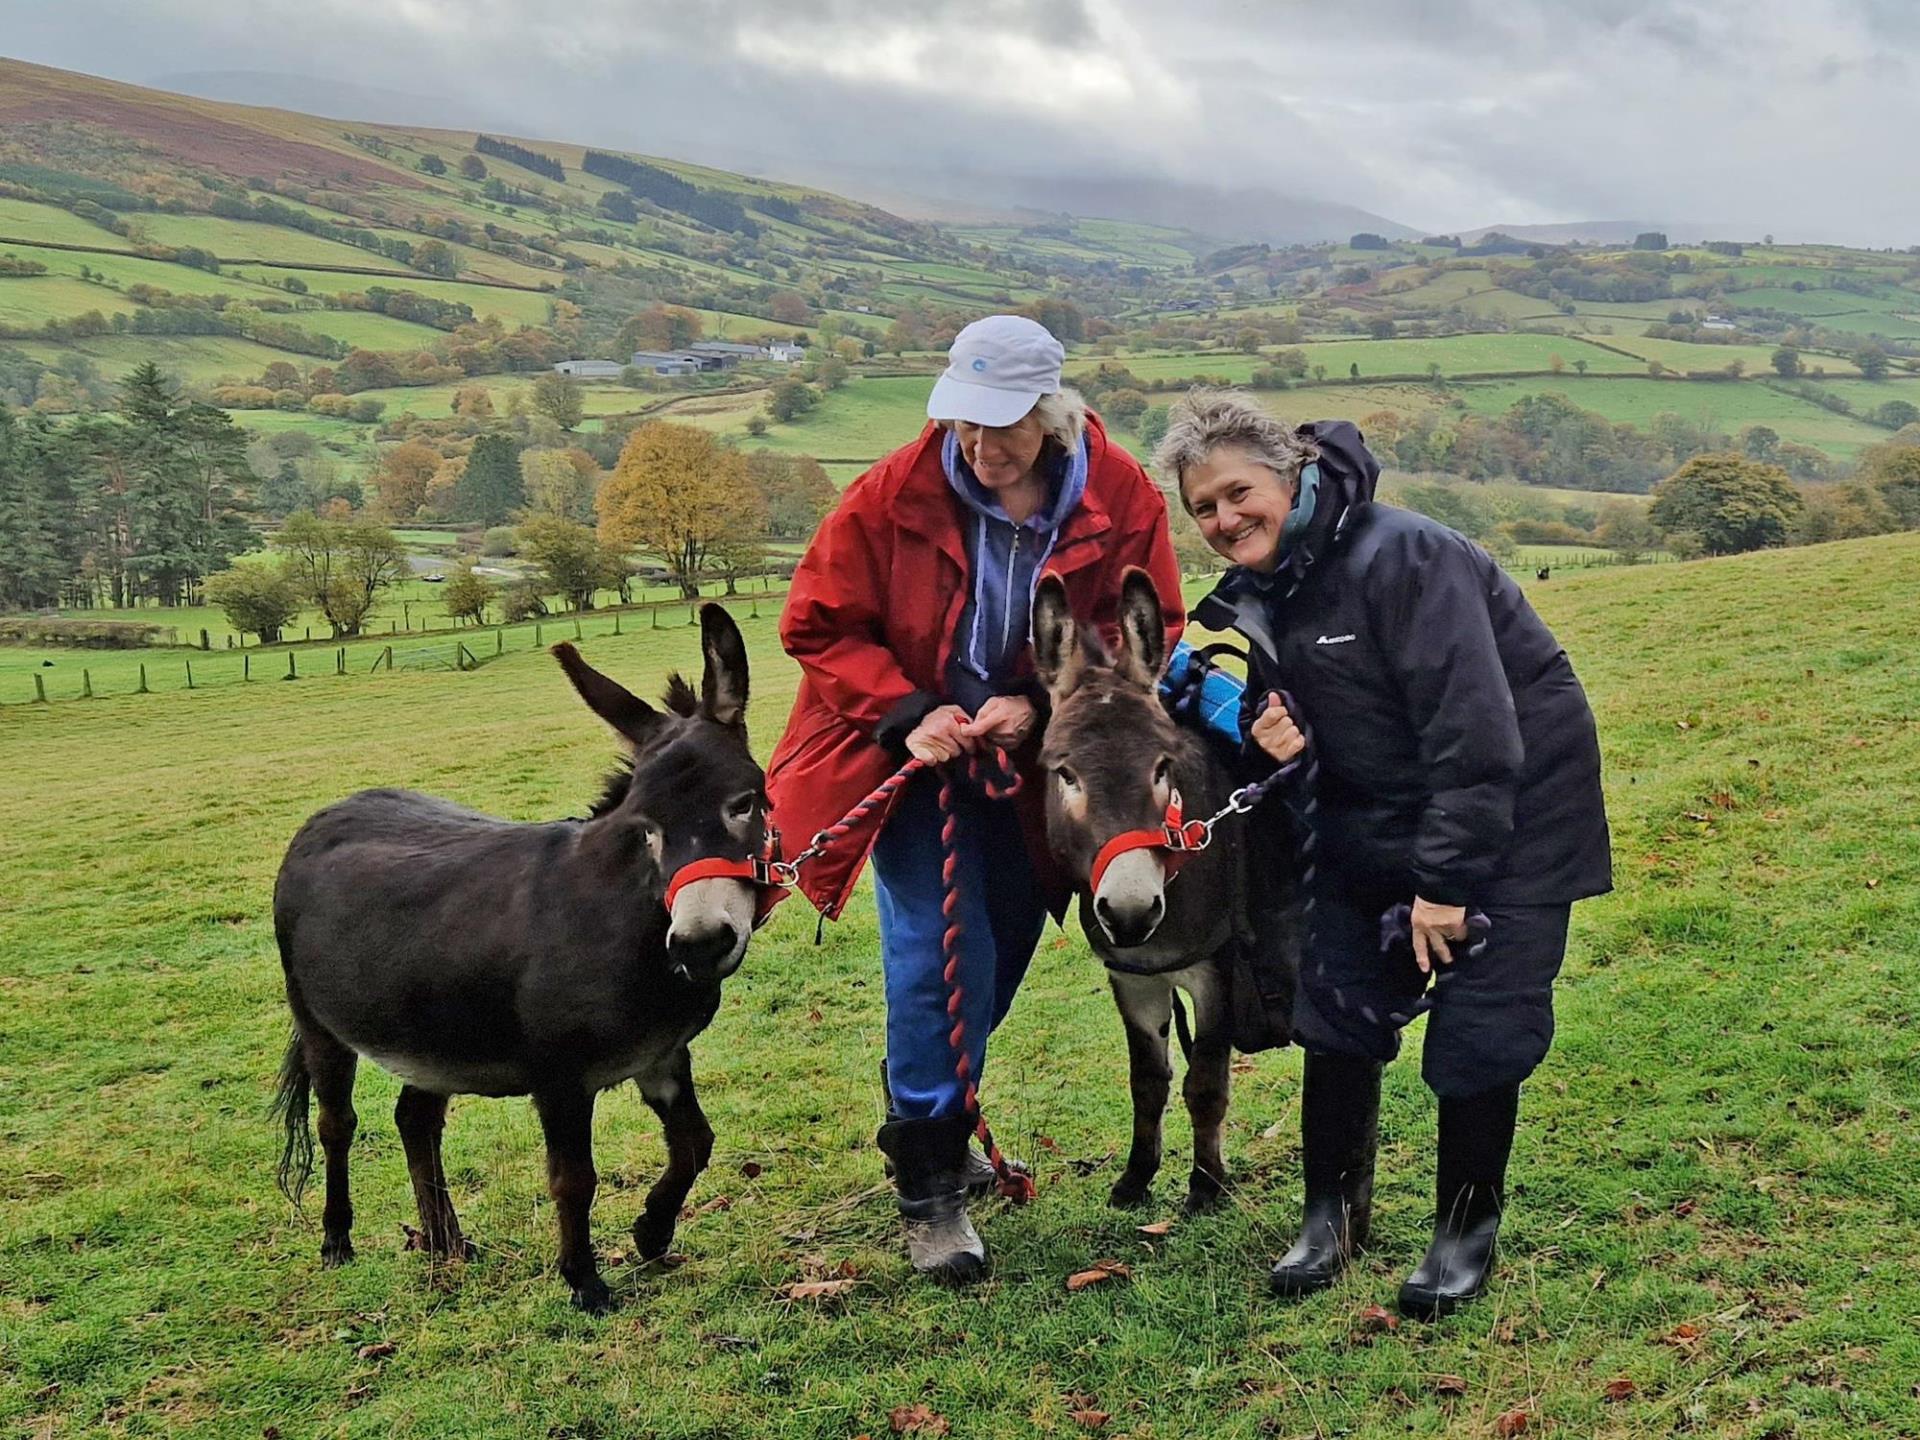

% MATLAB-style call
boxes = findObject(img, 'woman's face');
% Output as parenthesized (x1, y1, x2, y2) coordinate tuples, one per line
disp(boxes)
(1182, 444, 1299, 573)
(954, 411, 1048, 491)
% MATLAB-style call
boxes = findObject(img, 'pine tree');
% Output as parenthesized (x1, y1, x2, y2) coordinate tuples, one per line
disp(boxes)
(455, 433, 525, 525)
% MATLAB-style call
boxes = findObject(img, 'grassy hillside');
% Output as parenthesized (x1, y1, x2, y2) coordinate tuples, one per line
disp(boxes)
(3, 535, 1917, 1437)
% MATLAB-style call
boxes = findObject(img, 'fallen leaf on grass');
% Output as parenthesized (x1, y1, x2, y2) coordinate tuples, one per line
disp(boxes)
(740, 1160, 763, 1179)
(1070, 1407, 1111, 1429)
(1259, 1119, 1287, 1140)
(1603, 1377, 1637, 1402)
(1432, 1375, 1467, 1397)
(1660, 1321, 1705, 1351)
(782, 1278, 858, 1301)
(1036, 1134, 1062, 1153)
(1066, 1259, 1132, 1291)
(1136, 1220, 1175, 1236)
(1230, 1058, 1256, 1074)
(889, 1403, 951, 1434)
(807, 1008, 824, 1023)
(1495, 1407, 1529, 1436)
(1354, 1303, 1399, 1335)
(696, 1194, 733, 1215)
(1673, 1199, 1696, 1217)
(355, 1341, 396, 1361)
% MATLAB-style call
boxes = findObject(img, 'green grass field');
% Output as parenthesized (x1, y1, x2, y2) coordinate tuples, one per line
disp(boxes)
(1446, 377, 1894, 457)
(4, 535, 1917, 1437)
(13, 334, 311, 386)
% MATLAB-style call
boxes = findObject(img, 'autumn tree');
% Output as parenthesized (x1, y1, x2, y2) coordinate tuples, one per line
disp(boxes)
(1649, 452, 1802, 555)
(441, 562, 495, 624)
(272, 511, 408, 636)
(618, 304, 703, 354)
(747, 451, 837, 538)
(519, 446, 600, 523)
(460, 155, 487, 181)
(203, 556, 302, 643)
(452, 385, 495, 419)
(1855, 344, 1891, 382)
(531, 372, 585, 431)
(1593, 498, 1660, 561)
(768, 377, 818, 423)
(518, 514, 607, 610)
(598, 423, 760, 597)
(372, 440, 441, 519)
(1858, 442, 1920, 528)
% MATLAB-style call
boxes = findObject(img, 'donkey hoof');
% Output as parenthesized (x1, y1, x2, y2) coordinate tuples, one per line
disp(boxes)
(569, 1275, 614, 1314)
(320, 1235, 355, 1268)
(1184, 1172, 1230, 1213)
(633, 1210, 677, 1261)
(1109, 1177, 1153, 1209)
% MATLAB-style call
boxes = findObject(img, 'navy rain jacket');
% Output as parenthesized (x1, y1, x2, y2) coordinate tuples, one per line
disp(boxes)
(1194, 421, 1612, 908)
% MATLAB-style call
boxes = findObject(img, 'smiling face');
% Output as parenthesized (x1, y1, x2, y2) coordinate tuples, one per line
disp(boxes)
(953, 410, 1048, 492)
(1180, 444, 1299, 574)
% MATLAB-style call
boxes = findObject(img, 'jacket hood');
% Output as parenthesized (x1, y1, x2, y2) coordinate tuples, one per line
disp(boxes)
(941, 428, 1089, 534)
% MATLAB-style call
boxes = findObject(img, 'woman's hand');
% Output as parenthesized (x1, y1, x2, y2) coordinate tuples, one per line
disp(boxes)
(1409, 896, 1469, 974)
(962, 695, 1037, 751)
(905, 704, 973, 764)
(1250, 691, 1305, 765)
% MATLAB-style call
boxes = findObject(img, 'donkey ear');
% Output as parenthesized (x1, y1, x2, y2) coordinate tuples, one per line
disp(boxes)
(1031, 573, 1079, 693)
(698, 603, 749, 728)
(1116, 567, 1168, 687)
(552, 643, 663, 748)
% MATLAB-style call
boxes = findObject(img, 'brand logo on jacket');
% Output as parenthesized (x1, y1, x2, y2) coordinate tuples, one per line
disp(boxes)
(1315, 634, 1356, 646)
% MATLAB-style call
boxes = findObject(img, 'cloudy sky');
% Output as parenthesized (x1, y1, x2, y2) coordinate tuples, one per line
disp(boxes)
(4, 0, 1918, 244)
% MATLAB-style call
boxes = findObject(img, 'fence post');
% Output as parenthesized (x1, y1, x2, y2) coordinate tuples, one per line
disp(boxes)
(82, 668, 93, 698)
(186, 661, 194, 690)
(337, 648, 346, 676)
(227, 634, 235, 650)
(386, 646, 394, 672)
(243, 654, 250, 683)
(199, 628, 210, 651)
(535, 622, 543, 648)
(687, 602, 696, 625)
(286, 651, 297, 681)
(34, 674, 46, 704)
(573, 617, 582, 641)
(390, 620, 397, 634)
(459, 642, 476, 671)
(750, 597, 759, 619)
(613, 612, 621, 636)
(651, 606, 659, 629)
(305, 626, 312, 642)
(496, 628, 504, 655)
(137, 663, 149, 694)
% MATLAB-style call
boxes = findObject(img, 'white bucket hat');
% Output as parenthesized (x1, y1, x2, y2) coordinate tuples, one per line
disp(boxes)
(926, 314, 1065, 428)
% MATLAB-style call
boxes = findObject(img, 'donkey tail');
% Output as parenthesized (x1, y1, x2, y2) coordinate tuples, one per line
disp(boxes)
(270, 1030, 315, 1206)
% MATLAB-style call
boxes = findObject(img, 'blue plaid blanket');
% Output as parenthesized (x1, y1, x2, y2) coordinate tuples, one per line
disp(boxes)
(1159, 639, 1247, 747)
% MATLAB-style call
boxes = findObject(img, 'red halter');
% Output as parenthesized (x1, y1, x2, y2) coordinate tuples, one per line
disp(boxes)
(662, 831, 789, 929)
(1087, 791, 1212, 895)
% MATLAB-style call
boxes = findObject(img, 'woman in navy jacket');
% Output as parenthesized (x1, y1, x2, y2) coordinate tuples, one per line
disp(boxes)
(1163, 391, 1610, 1318)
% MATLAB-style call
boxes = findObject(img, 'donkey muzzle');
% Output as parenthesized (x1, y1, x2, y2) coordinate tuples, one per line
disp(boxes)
(1092, 849, 1168, 949)
(666, 877, 755, 980)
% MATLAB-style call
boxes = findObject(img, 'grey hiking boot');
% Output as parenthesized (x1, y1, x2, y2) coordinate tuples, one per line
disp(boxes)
(880, 1058, 1025, 1198)
(876, 1113, 988, 1284)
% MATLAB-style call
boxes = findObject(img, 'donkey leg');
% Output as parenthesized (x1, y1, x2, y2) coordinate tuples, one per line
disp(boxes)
(394, 1086, 470, 1260)
(633, 1050, 715, 1262)
(1180, 966, 1237, 1211)
(306, 1032, 359, 1267)
(1108, 973, 1174, 1208)
(532, 1085, 609, 1313)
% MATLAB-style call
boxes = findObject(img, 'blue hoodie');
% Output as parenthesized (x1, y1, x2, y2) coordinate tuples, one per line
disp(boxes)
(940, 428, 1089, 715)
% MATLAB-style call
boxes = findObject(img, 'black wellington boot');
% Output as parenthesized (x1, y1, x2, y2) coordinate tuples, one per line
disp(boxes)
(1398, 1081, 1520, 1320)
(1269, 1052, 1383, 1297)
(876, 1113, 988, 1284)
(880, 1058, 1024, 1198)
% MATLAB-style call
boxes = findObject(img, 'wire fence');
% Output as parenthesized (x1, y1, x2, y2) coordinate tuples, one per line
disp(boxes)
(3, 591, 787, 709)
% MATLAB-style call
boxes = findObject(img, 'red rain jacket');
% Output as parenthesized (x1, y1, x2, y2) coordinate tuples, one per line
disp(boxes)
(767, 413, 1185, 918)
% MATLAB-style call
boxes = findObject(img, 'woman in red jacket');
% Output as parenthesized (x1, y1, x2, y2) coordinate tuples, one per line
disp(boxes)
(768, 315, 1183, 1282)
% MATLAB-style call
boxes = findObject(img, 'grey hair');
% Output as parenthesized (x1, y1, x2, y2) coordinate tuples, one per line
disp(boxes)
(934, 387, 1087, 451)
(1154, 389, 1317, 504)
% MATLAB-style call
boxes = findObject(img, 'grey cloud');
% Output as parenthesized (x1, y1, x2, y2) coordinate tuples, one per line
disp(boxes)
(1, 0, 1916, 244)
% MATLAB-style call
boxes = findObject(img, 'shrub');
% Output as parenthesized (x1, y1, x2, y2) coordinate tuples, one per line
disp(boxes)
(0, 617, 169, 648)
(499, 581, 548, 622)
(480, 525, 519, 557)
(209, 385, 279, 409)
(308, 392, 353, 417)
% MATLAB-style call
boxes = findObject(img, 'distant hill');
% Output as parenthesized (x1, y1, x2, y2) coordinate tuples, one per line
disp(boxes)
(153, 70, 519, 133)
(1458, 220, 1731, 247)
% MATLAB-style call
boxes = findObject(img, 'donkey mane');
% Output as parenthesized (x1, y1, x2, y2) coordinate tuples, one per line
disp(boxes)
(583, 670, 701, 819)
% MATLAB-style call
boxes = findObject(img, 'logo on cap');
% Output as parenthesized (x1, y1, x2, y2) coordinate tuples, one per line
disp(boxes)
(971, 358, 988, 372)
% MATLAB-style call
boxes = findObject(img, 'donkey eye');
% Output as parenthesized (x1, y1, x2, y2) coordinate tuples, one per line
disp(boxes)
(1053, 765, 1080, 789)
(726, 793, 759, 821)
(1152, 758, 1172, 787)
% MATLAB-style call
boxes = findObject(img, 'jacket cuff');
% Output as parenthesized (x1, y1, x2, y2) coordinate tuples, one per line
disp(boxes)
(997, 675, 1052, 730)
(1411, 874, 1472, 908)
(874, 690, 942, 760)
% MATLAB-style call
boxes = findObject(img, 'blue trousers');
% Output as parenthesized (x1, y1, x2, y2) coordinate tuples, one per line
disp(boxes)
(871, 773, 1047, 1120)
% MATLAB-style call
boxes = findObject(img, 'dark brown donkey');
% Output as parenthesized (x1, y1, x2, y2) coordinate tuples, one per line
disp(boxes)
(272, 605, 768, 1311)
(1034, 570, 1297, 1212)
